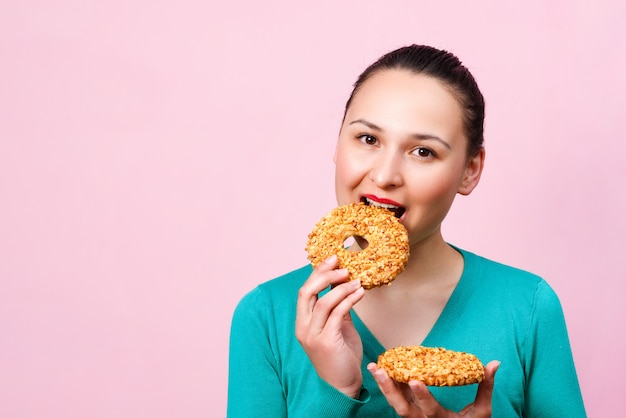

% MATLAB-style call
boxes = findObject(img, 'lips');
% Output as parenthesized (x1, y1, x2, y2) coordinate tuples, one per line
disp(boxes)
(360, 195, 406, 219)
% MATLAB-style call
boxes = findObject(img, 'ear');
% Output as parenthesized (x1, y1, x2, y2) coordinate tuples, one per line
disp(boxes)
(458, 147, 485, 196)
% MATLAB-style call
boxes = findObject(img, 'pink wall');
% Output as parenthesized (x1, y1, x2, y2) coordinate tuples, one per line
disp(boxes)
(1, 1, 624, 416)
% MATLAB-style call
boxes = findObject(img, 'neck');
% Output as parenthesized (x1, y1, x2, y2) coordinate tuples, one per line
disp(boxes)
(384, 232, 463, 293)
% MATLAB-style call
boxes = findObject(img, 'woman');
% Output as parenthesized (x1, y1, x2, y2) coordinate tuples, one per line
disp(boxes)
(227, 45, 586, 417)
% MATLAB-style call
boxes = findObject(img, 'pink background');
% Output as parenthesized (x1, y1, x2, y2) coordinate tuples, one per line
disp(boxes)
(1, 1, 624, 416)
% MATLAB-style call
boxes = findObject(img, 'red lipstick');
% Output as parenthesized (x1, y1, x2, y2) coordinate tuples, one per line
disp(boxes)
(362, 194, 403, 207)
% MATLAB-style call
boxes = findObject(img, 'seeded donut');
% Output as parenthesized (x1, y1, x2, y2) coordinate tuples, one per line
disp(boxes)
(305, 202, 410, 289)
(377, 346, 485, 386)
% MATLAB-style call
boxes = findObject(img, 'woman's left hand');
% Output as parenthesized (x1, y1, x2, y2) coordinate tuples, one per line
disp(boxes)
(367, 360, 500, 418)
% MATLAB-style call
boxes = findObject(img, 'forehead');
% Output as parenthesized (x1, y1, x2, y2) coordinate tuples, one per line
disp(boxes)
(345, 69, 465, 137)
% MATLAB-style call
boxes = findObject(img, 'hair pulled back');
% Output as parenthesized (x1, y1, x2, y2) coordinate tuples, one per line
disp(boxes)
(344, 45, 485, 157)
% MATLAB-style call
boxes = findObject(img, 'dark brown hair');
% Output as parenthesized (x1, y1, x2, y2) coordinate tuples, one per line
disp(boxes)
(344, 45, 485, 157)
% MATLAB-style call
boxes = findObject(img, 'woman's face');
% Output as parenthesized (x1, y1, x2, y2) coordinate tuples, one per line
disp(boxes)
(334, 69, 484, 247)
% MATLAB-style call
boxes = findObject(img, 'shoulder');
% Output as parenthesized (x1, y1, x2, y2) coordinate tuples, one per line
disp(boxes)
(458, 247, 561, 305)
(258, 264, 314, 294)
(460, 247, 541, 281)
(233, 264, 313, 315)
(229, 264, 315, 370)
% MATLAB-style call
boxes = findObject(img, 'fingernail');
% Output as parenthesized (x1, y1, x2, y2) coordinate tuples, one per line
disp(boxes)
(370, 369, 381, 382)
(408, 380, 421, 391)
(373, 370, 384, 383)
(324, 254, 337, 264)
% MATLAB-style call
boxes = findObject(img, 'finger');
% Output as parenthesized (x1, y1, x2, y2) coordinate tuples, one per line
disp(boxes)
(323, 281, 365, 331)
(296, 255, 347, 318)
(408, 379, 442, 417)
(295, 256, 350, 341)
(367, 363, 414, 417)
(309, 279, 363, 334)
(472, 360, 500, 411)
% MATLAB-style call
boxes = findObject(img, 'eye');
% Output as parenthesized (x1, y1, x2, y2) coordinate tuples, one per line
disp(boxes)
(412, 147, 435, 158)
(358, 134, 378, 145)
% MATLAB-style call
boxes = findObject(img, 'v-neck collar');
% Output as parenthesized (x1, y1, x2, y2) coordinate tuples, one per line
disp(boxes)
(352, 247, 479, 359)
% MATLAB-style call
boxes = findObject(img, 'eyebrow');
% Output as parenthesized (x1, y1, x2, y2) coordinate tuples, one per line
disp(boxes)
(349, 118, 451, 149)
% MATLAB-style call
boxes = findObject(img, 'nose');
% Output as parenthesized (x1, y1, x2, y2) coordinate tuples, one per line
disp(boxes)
(369, 151, 403, 189)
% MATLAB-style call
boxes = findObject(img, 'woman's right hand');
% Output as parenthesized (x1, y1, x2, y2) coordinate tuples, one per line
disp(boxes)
(295, 254, 366, 398)
(367, 360, 500, 417)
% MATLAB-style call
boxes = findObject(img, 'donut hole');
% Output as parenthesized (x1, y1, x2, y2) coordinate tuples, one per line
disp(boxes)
(343, 235, 369, 251)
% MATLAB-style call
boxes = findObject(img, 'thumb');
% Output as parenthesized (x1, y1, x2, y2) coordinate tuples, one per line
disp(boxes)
(473, 360, 500, 411)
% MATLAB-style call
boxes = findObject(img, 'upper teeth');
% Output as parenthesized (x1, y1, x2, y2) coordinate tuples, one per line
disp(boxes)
(365, 197, 399, 209)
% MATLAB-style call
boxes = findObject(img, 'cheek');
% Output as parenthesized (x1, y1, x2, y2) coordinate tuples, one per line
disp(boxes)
(408, 167, 463, 206)
(334, 148, 367, 204)
(334, 149, 361, 184)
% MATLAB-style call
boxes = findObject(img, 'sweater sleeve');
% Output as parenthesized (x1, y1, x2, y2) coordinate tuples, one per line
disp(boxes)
(301, 377, 371, 418)
(227, 288, 287, 418)
(227, 282, 375, 417)
(522, 280, 587, 417)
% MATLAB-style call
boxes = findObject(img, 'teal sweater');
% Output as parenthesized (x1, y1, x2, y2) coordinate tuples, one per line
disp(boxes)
(228, 248, 586, 417)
